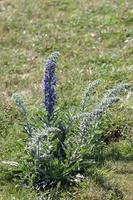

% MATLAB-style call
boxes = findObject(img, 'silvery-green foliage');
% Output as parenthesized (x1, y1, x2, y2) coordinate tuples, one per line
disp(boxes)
(67, 83, 131, 164)
(48, 51, 60, 62)
(12, 93, 27, 115)
(12, 52, 131, 188)
(80, 83, 131, 137)
(12, 93, 33, 136)
(79, 96, 119, 138)
(104, 83, 130, 98)
(14, 82, 130, 188)
(28, 127, 61, 160)
(81, 80, 99, 112)
(97, 83, 131, 110)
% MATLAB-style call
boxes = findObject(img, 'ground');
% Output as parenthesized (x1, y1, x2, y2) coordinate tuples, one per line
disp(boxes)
(0, 0, 133, 199)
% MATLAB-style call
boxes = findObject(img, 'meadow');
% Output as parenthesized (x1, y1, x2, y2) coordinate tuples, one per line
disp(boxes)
(0, 0, 133, 199)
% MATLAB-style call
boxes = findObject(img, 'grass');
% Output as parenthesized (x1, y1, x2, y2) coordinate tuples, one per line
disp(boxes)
(0, 0, 133, 199)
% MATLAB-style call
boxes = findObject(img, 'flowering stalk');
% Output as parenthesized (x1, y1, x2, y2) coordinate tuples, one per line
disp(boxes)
(43, 52, 60, 120)
(81, 80, 99, 112)
(12, 94, 33, 136)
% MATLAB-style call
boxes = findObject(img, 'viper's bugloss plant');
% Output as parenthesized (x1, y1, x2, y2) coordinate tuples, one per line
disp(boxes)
(12, 52, 131, 189)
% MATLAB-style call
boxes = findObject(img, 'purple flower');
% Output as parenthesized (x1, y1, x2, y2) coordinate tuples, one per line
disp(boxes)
(43, 52, 59, 117)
